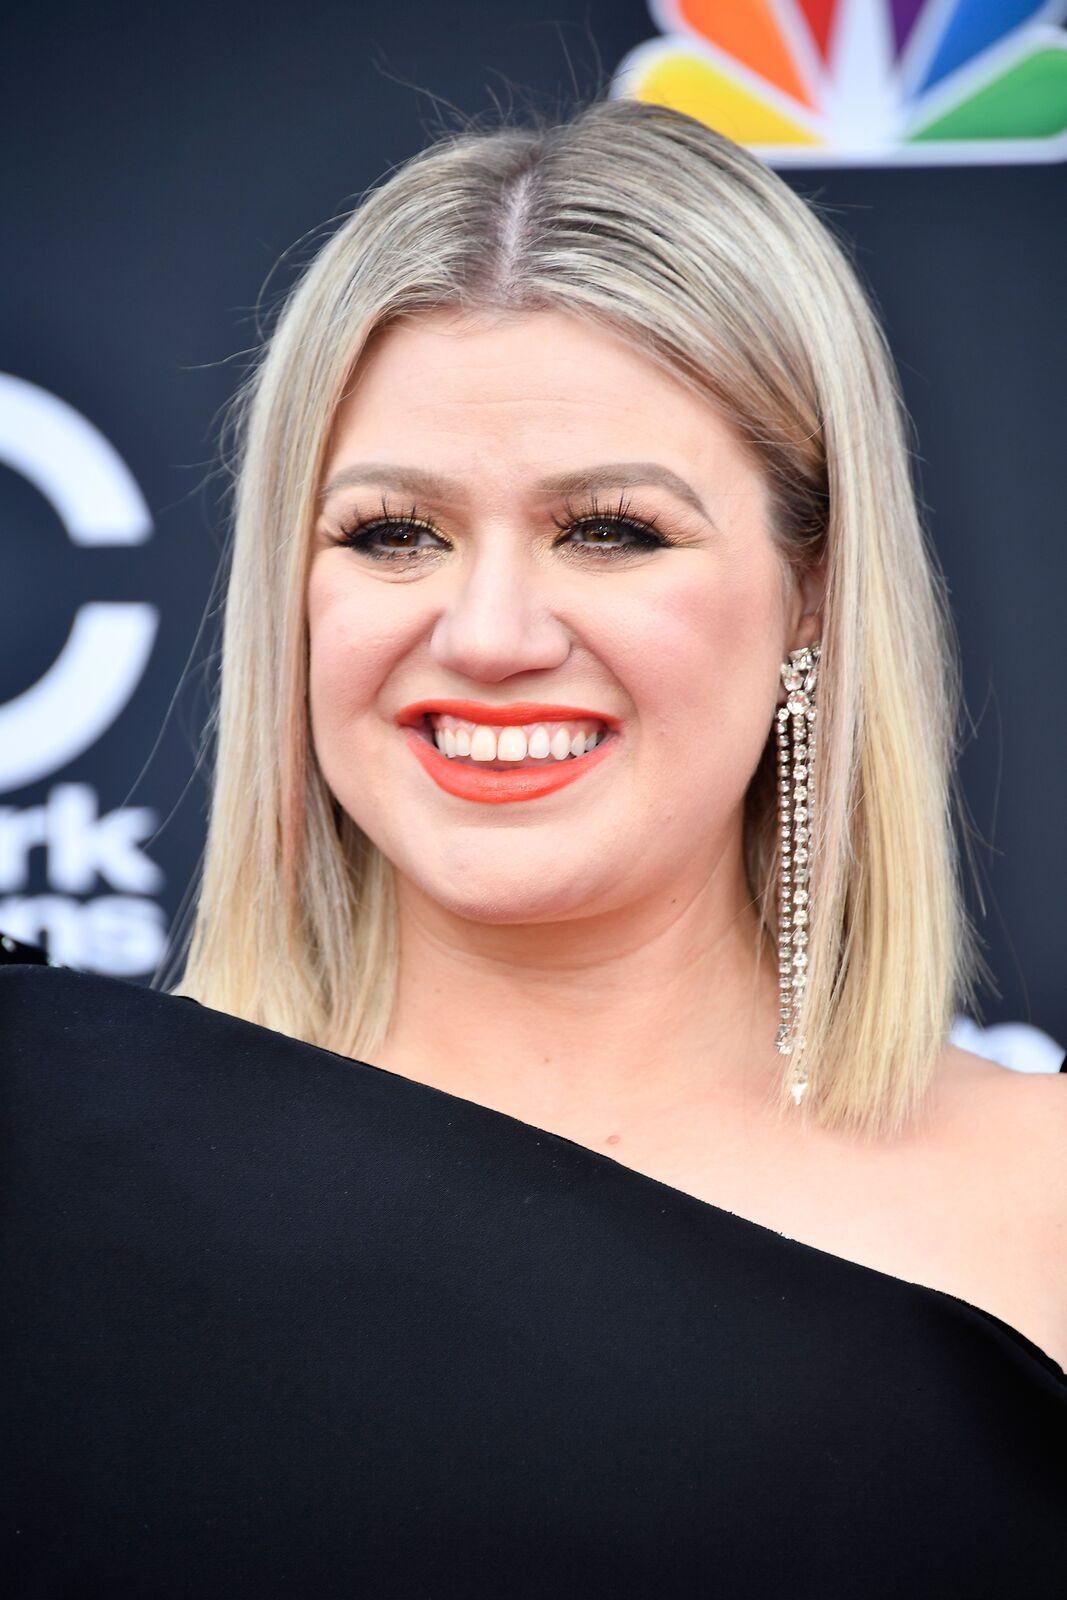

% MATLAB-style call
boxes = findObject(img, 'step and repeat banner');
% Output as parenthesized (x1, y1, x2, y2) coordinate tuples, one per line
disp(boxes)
(2, 0, 1064, 1064)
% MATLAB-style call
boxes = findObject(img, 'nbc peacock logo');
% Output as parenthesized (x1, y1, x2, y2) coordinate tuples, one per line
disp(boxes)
(611, 0, 1067, 165)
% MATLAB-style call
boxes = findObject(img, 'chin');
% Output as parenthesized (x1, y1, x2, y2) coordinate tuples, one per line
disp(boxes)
(401, 864, 611, 927)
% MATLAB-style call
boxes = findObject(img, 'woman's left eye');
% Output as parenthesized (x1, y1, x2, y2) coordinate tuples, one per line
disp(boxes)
(555, 514, 666, 554)
(550, 492, 668, 555)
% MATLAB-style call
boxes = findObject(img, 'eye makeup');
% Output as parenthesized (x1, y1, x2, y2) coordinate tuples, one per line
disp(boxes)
(327, 491, 691, 564)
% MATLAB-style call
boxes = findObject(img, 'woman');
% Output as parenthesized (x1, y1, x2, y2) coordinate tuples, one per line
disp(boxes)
(3, 97, 1064, 1596)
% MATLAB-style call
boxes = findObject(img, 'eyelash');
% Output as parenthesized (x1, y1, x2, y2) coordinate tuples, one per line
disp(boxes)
(331, 492, 674, 562)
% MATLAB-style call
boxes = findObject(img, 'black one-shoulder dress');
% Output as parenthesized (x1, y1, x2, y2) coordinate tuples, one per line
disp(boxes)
(1, 963, 1064, 1598)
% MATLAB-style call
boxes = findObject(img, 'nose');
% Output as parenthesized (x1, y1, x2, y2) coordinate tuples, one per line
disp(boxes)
(428, 540, 571, 683)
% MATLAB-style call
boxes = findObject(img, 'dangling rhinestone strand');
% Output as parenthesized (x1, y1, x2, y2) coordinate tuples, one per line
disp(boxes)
(775, 642, 821, 1106)
(775, 705, 794, 1051)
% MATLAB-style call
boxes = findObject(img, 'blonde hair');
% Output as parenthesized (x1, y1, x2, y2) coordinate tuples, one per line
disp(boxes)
(174, 96, 976, 1138)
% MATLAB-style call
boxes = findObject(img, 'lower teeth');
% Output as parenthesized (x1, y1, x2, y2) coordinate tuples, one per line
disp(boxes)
(446, 750, 586, 769)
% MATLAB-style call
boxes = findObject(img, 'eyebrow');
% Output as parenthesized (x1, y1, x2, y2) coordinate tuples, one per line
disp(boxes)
(319, 461, 715, 525)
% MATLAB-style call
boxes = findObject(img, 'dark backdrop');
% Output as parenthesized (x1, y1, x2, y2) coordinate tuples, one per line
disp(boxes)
(1, 0, 1063, 1052)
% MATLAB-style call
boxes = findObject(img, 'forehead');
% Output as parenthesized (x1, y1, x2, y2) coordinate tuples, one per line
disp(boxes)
(325, 308, 759, 490)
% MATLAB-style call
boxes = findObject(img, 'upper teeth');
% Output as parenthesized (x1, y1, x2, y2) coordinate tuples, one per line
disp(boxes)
(428, 714, 605, 762)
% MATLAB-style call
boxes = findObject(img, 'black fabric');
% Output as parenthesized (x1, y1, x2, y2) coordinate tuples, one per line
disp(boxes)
(2, 966, 1064, 1599)
(0, 932, 50, 966)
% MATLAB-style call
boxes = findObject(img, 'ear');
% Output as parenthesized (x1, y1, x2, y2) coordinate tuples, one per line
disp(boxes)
(787, 551, 827, 655)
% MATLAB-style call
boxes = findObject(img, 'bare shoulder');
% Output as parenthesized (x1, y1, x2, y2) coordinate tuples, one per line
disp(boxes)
(934, 1041, 1067, 1144)
(936, 1039, 1067, 1113)
(924, 1045, 1067, 1368)
(933, 1043, 1067, 1249)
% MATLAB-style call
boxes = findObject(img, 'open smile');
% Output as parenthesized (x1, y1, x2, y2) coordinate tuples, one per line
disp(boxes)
(395, 700, 623, 805)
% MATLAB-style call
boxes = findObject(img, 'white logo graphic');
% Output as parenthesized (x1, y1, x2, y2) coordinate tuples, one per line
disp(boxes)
(950, 1015, 1064, 1074)
(0, 373, 159, 789)
(0, 784, 167, 975)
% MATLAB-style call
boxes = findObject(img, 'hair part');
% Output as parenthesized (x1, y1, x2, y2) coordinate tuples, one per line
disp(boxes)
(172, 94, 977, 1139)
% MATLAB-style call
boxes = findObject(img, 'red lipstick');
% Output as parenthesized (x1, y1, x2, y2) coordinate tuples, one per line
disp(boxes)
(395, 699, 622, 731)
(394, 700, 622, 805)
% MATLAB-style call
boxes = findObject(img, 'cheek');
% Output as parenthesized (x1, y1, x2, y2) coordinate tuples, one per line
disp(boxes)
(623, 558, 786, 741)
(306, 564, 405, 748)
(621, 569, 784, 846)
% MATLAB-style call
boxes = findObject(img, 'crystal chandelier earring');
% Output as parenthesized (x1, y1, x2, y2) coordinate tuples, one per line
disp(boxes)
(775, 641, 821, 1105)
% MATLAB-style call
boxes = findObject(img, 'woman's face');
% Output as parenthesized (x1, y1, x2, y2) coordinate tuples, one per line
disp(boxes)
(308, 307, 811, 928)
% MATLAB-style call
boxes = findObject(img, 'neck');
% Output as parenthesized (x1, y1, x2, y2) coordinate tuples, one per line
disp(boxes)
(376, 853, 782, 1129)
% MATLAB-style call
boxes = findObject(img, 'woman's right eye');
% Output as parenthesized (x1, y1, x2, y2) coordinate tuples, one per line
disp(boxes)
(335, 516, 448, 560)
